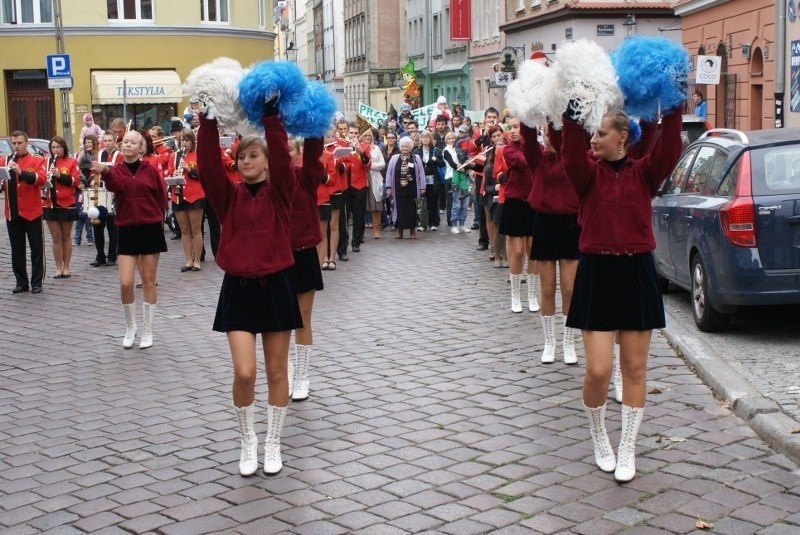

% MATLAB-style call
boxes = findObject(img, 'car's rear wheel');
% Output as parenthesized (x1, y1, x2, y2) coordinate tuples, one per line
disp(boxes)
(691, 255, 730, 332)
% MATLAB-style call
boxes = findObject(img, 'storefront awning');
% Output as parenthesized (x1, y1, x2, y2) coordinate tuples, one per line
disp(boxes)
(91, 70, 183, 105)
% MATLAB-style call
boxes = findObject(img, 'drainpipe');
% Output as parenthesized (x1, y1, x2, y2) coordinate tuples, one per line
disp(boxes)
(775, 0, 786, 127)
(426, 0, 433, 103)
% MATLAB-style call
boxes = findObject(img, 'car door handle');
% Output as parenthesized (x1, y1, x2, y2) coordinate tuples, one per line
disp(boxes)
(787, 215, 800, 224)
(683, 215, 694, 222)
(662, 214, 669, 221)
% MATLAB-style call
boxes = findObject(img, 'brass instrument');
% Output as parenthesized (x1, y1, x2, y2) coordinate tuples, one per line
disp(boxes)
(88, 178, 102, 224)
(153, 135, 176, 147)
(457, 145, 494, 172)
(42, 156, 55, 200)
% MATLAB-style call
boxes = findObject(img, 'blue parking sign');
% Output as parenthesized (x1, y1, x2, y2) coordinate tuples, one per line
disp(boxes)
(46, 54, 71, 78)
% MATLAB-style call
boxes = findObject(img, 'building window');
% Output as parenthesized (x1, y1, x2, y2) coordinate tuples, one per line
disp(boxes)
(107, 0, 152, 21)
(516, 0, 525, 12)
(432, 13, 441, 56)
(1, 0, 53, 24)
(201, 0, 229, 23)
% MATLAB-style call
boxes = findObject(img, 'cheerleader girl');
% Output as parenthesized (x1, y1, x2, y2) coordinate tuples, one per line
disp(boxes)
(196, 98, 302, 477)
(286, 136, 325, 402)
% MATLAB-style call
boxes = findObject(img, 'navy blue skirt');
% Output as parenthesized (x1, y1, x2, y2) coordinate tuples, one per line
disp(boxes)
(531, 213, 580, 261)
(566, 253, 665, 331)
(499, 198, 534, 237)
(117, 223, 168, 256)
(288, 247, 324, 294)
(213, 270, 303, 334)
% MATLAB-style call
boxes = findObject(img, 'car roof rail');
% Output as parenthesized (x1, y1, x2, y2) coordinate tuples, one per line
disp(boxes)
(700, 128, 749, 143)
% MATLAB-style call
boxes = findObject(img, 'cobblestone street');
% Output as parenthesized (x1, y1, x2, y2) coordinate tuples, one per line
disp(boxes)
(1, 221, 799, 534)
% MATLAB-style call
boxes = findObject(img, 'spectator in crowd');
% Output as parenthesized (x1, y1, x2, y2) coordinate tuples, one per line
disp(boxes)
(385, 136, 425, 239)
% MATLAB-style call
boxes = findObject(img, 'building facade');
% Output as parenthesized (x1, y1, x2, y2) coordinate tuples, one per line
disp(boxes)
(470, 0, 506, 113)
(675, 0, 777, 131)
(341, 0, 403, 119)
(0, 0, 275, 150)
(322, 0, 345, 111)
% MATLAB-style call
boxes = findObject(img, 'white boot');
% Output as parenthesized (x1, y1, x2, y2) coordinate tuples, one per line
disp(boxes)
(527, 274, 540, 312)
(563, 324, 578, 365)
(615, 404, 644, 483)
(292, 344, 311, 401)
(540, 315, 556, 363)
(612, 344, 623, 403)
(234, 403, 258, 476)
(510, 274, 522, 313)
(287, 359, 294, 399)
(584, 402, 616, 473)
(139, 302, 155, 349)
(263, 404, 287, 475)
(122, 303, 137, 349)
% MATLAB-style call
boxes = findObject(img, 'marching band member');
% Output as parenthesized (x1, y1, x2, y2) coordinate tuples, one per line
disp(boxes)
(196, 98, 301, 477)
(44, 136, 80, 279)
(287, 136, 325, 402)
(90, 132, 122, 267)
(1, 130, 47, 294)
(166, 128, 205, 272)
(90, 130, 168, 350)
(317, 134, 337, 268)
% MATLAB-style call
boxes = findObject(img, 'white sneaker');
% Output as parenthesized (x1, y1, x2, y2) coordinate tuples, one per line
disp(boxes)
(416, 226, 425, 231)
(450, 226, 460, 234)
(430, 226, 438, 231)
(460, 225, 471, 233)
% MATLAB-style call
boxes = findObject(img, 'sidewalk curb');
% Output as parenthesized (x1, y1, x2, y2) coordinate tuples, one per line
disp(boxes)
(663, 311, 800, 466)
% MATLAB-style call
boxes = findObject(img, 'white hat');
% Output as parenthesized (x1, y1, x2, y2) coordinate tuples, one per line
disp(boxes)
(437, 96, 447, 104)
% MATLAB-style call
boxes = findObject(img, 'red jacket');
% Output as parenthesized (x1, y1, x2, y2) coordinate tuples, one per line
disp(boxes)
(317, 150, 336, 205)
(522, 125, 578, 215)
(500, 139, 533, 202)
(48, 156, 81, 209)
(197, 113, 297, 277)
(1, 152, 46, 221)
(290, 138, 325, 251)
(345, 144, 371, 190)
(102, 160, 168, 227)
(561, 109, 682, 255)
(166, 150, 204, 203)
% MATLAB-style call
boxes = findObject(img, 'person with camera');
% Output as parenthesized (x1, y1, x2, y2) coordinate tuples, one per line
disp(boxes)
(1, 130, 46, 294)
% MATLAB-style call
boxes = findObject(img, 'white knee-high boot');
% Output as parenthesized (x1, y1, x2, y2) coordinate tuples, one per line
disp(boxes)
(540, 315, 556, 363)
(584, 402, 616, 473)
(122, 303, 137, 349)
(139, 302, 155, 349)
(234, 403, 258, 476)
(615, 404, 644, 482)
(563, 323, 578, 365)
(292, 344, 311, 401)
(263, 404, 287, 475)
(528, 274, 540, 312)
(612, 344, 623, 403)
(510, 274, 522, 313)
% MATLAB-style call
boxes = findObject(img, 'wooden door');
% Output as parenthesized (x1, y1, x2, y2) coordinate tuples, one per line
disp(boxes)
(5, 72, 55, 139)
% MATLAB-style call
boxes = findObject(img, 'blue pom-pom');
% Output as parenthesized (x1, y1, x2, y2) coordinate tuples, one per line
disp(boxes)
(238, 61, 307, 124)
(627, 118, 642, 146)
(282, 81, 337, 138)
(613, 36, 689, 120)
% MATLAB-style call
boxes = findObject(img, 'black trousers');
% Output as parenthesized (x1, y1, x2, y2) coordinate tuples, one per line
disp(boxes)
(6, 216, 44, 289)
(477, 192, 489, 246)
(205, 202, 220, 258)
(92, 214, 118, 263)
(426, 184, 440, 227)
(337, 187, 367, 256)
(444, 179, 453, 226)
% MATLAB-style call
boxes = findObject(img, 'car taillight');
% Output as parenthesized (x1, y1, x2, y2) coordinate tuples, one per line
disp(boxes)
(719, 152, 756, 247)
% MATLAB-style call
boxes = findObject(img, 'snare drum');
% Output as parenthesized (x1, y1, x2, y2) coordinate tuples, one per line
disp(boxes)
(82, 187, 116, 215)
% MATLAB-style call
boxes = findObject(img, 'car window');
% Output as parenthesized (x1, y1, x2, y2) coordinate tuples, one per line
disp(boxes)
(0, 139, 11, 156)
(753, 146, 800, 195)
(685, 146, 728, 194)
(661, 147, 697, 195)
(717, 159, 740, 197)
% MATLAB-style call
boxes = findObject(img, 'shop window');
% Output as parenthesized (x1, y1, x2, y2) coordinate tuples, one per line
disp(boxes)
(201, 0, 229, 23)
(107, 0, 152, 21)
(93, 103, 178, 136)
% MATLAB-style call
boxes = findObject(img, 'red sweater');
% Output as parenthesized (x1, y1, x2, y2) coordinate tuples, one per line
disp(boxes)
(500, 140, 533, 201)
(102, 160, 168, 226)
(166, 150, 204, 203)
(1, 152, 46, 221)
(197, 113, 296, 277)
(345, 145, 371, 190)
(48, 156, 81, 209)
(290, 137, 325, 250)
(561, 109, 682, 255)
(522, 125, 578, 215)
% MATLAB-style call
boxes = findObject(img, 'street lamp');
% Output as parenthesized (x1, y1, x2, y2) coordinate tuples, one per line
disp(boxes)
(623, 14, 637, 37)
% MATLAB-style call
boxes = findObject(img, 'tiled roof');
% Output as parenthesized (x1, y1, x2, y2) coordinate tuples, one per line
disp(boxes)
(568, 0, 674, 8)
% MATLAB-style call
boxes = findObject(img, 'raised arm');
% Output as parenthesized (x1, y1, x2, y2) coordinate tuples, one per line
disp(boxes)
(560, 113, 596, 198)
(197, 113, 234, 220)
(641, 108, 683, 195)
(261, 112, 296, 210)
(302, 137, 325, 190)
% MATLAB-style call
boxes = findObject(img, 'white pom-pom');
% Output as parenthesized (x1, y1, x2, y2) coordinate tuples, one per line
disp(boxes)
(549, 39, 623, 132)
(506, 60, 551, 127)
(87, 206, 100, 220)
(183, 57, 254, 132)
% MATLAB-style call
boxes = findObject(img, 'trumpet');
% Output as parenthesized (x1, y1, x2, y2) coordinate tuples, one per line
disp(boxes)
(41, 156, 55, 200)
(153, 135, 176, 147)
(457, 145, 494, 171)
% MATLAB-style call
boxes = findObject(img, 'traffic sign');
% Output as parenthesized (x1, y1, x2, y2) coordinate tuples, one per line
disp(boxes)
(48, 77, 73, 89)
(46, 54, 71, 78)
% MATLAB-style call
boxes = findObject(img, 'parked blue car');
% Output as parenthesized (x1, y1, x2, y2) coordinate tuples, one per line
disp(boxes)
(652, 127, 800, 331)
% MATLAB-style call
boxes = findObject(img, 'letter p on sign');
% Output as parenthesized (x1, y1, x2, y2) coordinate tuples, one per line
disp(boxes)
(46, 54, 71, 78)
